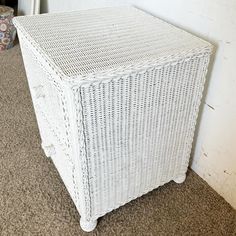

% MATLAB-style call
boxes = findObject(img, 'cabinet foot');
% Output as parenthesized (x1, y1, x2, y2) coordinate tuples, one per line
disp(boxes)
(174, 174, 186, 184)
(80, 218, 97, 232)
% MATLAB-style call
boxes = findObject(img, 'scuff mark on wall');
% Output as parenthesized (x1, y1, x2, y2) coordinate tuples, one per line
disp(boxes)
(205, 102, 215, 110)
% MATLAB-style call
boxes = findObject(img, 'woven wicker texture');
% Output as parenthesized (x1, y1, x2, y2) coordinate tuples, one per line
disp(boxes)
(14, 6, 213, 231)
(13, 7, 211, 79)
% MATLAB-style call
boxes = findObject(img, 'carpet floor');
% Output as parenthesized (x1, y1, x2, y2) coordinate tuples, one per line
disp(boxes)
(0, 44, 236, 235)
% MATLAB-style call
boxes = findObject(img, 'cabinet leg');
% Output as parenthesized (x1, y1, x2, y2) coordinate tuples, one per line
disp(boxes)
(174, 174, 186, 184)
(80, 218, 97, 232)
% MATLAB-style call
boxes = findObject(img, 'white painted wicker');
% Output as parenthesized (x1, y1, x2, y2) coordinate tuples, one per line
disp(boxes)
(13, 7, 213, 232)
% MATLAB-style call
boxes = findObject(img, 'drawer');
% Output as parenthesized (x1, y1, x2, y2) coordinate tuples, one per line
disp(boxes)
(36, 108, 80, 209)
(21, 41, 71, 152)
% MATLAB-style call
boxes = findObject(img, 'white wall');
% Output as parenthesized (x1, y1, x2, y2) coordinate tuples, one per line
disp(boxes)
(18, 0, 40, 15)
(40, 0, 236, 209)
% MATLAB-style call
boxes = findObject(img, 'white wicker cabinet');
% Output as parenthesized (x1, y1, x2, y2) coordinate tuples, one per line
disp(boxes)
(13, 7, 213, 232)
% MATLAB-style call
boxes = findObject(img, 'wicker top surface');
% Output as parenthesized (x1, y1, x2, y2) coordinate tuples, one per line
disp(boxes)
(14, 7, 212, 79)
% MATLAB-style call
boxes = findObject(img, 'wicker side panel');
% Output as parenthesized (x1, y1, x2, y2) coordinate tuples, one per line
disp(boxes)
(78, 54, 210, 220)
(18, 34, 80, 208)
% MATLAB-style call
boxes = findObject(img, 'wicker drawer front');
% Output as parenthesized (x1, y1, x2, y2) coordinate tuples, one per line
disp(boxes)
(14, 6, 213, 232)
(20, 39, 71, 153)
(36, 108, 79, 208)
(20, 40, 79, 207)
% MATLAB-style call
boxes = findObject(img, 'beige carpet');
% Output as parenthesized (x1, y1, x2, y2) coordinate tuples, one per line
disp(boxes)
(0, 44, 236, 235)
